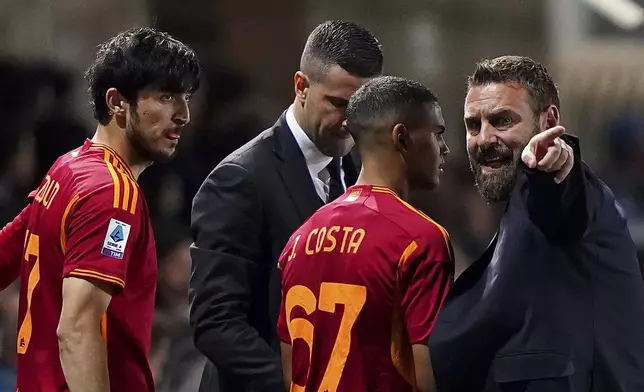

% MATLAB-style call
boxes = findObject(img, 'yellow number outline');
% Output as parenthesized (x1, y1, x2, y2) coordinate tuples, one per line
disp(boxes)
(17, 231, 40, 354)
(285, 283, 367, 392)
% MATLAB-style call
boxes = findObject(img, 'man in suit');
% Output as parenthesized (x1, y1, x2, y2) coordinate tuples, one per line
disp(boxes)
(189, 20, 383, 392)
(428, 55, 644, 391)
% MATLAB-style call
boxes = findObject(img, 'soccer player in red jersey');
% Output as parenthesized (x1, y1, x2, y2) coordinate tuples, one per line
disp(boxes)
(0, 27, 200, 392)
(277, 76, 452, 392)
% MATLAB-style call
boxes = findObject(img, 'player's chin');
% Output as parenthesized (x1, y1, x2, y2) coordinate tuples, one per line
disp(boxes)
(151, 145, 177, 163)
(161, 147, 177, 161)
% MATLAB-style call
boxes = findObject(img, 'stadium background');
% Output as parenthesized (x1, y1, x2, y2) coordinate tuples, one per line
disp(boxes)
(0, 0, 643, 390)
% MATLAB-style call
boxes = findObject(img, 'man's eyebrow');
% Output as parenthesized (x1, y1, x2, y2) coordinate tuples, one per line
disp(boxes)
(488, 108, 518, 117)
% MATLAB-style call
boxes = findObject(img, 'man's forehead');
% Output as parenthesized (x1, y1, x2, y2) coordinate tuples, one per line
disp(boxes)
(429, 104, 445, 126)
(464, 83, 529, 116)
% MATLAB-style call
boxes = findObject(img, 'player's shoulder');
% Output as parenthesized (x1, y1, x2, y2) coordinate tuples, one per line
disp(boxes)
(366, 186, 449, 241)
(65, 142, 141, 215)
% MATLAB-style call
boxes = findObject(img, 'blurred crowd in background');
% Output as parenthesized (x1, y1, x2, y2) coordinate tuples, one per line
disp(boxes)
(1, 0, 643, 390)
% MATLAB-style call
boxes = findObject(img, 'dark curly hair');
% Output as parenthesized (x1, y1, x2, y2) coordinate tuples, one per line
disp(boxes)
(85, 27, 201, 125)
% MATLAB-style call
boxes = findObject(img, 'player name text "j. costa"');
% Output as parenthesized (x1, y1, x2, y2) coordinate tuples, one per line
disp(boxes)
(286, 226, 366, 262)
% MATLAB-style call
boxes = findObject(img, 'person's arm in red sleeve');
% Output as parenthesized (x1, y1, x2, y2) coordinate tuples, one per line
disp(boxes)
(399, 230, 454, 392)
(0, 204, 31, 291)
(57, 184, 142, 392)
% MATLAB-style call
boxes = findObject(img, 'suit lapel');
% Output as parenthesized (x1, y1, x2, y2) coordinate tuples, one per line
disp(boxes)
(448, 231, 498, 296)
(273, 114, 323, 221)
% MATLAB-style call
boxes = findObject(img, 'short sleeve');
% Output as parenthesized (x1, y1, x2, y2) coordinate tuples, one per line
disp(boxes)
(63, 184, 142, 291)
(399, 229, 454, 344)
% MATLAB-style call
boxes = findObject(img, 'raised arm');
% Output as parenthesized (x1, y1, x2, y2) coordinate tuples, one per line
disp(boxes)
(189, 162, 283, 391)
(521, 127, 588, 244)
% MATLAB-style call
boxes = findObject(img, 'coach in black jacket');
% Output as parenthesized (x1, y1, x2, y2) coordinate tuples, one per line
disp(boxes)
(188, 21, 382, 392)
(429, 56, 644, 391)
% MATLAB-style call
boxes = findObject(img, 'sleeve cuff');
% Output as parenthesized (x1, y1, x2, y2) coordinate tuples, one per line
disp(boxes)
(67, 268, 125, 289)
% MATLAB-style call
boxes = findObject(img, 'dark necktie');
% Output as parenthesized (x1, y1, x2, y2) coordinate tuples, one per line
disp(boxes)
(327, 158, 345, 202)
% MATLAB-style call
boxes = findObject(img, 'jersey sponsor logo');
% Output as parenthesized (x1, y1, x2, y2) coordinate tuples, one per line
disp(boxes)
(101, 218, 131, 259)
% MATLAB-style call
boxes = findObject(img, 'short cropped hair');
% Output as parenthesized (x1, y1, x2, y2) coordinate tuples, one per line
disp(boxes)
(346, 76, 439, 145)
(86, 27, 201, 125)
(300, 20, 383, 82)
(468, 55, 560, 115)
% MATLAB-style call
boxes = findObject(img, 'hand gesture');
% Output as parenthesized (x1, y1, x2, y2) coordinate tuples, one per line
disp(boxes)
(521, 125, 574, 184)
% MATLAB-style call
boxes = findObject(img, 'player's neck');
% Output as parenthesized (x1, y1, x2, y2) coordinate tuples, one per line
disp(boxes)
(92, 124, 151, 180)
(356, 160, 408, 201)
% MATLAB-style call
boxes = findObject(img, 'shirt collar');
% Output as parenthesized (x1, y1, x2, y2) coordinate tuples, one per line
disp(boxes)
(286, 105, 333, 175)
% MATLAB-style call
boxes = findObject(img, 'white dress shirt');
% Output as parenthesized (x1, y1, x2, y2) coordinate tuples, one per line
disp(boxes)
(286, 105, 346, 202)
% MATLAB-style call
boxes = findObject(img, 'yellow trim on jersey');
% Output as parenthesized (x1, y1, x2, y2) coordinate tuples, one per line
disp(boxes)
(372, 186, 453, 260)
(103, 150, 121, 209)
(398, 240, 419, 269)
(101, 150, 138, 214)
(60, 194, 80, 254)
(372, 186, 398, 198)
(126, 174, 138, 215)
(69, 268, 125, 289)
(107, 151, 131, 211)
(91, 143, 135, 179)
(119, 169, 131, 212)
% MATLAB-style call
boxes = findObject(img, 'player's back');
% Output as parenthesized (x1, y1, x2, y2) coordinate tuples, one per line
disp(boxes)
(278, 185, 454, 392)
(16, 139, 157, 392)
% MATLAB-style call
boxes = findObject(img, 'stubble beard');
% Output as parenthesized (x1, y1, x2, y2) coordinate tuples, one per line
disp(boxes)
(469, 156, 519, 203)
(469, 125, 539, 203)
(125, 108, 175, 164)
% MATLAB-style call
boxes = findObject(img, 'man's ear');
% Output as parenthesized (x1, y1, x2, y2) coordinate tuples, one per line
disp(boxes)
(392, 123, 410, 154)
(541, 104, 560, 130)
(105, 88, 130, 118)
(294, 71, 310, 104)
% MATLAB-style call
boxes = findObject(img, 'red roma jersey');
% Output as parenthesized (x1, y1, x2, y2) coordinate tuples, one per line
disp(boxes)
(277, 185, 454, 392)
(15, 139, 157, 392)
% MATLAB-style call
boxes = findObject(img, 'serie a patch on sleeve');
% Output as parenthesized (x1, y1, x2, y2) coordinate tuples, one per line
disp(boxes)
(101, 218, 132, 259)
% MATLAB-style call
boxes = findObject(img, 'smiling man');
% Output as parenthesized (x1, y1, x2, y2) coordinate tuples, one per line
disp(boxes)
(428, 55, 644, 392)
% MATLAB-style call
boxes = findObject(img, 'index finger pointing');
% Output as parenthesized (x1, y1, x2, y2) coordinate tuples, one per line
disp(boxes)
(531, 125, 565, 146)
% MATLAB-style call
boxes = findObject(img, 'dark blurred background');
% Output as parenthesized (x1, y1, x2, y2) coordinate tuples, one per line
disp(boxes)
(1, 0, 643, 390)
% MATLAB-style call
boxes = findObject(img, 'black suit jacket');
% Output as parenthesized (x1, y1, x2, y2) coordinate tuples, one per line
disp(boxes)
(189, 113, 358, 392)
(428, 135, 644, 391)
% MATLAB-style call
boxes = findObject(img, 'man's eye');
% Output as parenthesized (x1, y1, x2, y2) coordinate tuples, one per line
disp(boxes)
(160, 94, 173, 102)
(501, 116, 512, 125)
